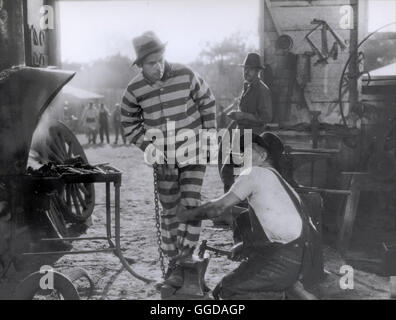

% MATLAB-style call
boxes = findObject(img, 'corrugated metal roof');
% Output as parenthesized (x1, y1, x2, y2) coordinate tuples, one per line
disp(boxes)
(370, 63, 396, 76)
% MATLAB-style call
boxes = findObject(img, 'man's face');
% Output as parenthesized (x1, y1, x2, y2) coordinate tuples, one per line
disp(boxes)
(232, 143, 267, 177)
(251, 144, 268, 167)
(244, 67, 259, 83)
(141, 51, 165, 82)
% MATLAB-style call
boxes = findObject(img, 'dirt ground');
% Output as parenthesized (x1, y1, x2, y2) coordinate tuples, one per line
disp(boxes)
(0, 133, 393, 300)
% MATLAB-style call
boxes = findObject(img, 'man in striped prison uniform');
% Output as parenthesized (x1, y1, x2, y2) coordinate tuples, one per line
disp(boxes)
(121, 31, 216, 287)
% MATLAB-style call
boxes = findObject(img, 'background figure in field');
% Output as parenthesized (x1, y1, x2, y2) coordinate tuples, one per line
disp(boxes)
(62, 101, 71, 124)
(98, 103, 110, 144)
(112, 103, 126, 144)
(62, 101, 78, 132)
(81, 101, 99, 144)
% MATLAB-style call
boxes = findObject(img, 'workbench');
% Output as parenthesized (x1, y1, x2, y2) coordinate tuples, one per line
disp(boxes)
(337, 172, 396, 255)
(6, 166, 152, 284)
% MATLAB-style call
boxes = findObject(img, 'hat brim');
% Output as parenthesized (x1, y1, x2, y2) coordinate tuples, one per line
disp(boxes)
(240, 133, 269, 153)
(132, 42, 167, 66)
(237, 64, 266, 69)
(240, 133, 284, 155)
(237, 133, 284, 171)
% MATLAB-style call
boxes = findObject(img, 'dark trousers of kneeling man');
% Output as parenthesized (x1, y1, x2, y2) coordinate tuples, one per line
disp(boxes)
(213, 206, 306, 299)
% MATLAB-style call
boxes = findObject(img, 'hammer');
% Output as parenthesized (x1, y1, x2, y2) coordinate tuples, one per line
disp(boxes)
(198, 240, 232, 259)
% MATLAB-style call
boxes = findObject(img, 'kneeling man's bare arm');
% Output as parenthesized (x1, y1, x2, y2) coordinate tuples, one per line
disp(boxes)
(177, 191, 242, 222)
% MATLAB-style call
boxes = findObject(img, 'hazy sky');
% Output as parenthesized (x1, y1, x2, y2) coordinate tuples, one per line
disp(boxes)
(368, 0, 396, 32)
(59, 0, 260, 64)
(59, 0, 395, 64)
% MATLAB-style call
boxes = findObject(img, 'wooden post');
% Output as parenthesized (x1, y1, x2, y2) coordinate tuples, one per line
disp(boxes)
(357, 0, 369, 42)
(391, 276, 396, 299)
(0, 0, 26, 70)
(347, 0, 359, 121)
(259, 0, 265, 60)
(46, 0, 61, 67)
(24, 0, 52, 67)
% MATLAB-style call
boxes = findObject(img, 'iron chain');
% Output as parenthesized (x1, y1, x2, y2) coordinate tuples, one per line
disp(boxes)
(153, 164, 166, 279)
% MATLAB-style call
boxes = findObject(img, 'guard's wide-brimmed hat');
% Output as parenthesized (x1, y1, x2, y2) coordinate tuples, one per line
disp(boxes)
(239, 52, 265, 69)
(132, 31, 167, 66)
(240, 132, 284, 163)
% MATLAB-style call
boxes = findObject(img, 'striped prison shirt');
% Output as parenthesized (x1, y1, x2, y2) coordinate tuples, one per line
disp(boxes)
(121, 62, 216, 165)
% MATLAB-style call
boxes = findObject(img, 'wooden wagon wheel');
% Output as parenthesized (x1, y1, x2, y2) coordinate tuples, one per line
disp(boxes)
(14, 270, 80, 300)
(30, 120, 95, 225)
(338, 22, 396, 127)
(338, 51, 366, 128)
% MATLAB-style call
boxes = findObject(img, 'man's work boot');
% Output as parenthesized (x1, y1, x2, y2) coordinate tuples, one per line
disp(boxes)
(164, 264, 184, 288)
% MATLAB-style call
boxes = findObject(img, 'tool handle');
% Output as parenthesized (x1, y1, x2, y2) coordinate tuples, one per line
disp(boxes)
(206, 246, 232, 258)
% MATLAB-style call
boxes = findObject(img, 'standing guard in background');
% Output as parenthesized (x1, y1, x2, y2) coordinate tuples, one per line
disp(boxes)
(112, 103, 126, 144)
(81, 101, 99, 144)
(98, 103, 110, 144)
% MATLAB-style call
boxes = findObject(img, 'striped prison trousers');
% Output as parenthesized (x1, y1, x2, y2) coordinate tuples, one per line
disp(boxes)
(156, 164, 206, 258)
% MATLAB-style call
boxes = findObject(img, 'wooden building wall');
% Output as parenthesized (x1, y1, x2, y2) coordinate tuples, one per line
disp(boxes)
(0, 0, 61, 71)
(0, 0, 26, 70)
(260, 0, 360, 125)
